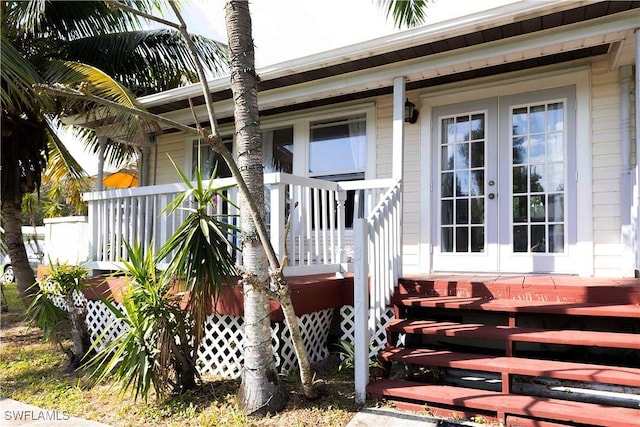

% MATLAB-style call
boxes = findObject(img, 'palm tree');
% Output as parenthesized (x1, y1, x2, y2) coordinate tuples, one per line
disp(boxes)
(31, 0, 430, 414)
(223, 0, 429, 414)
(225, 0, 429, 413)
(224, 1, 287, 415)
(1, 0, 227, 304)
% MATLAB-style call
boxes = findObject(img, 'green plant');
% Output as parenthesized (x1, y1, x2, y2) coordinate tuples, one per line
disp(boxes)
(86, 241, 197, 402)
(335, 339, 380, 373)
(26, 261, 89, 368)
(157, 159, 239, 349)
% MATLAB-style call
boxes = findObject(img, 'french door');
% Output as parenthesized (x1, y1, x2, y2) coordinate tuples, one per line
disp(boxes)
(431, 87, 576, 274)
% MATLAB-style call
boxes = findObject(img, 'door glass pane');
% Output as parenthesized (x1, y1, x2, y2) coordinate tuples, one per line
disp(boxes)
(511, 101, 566, 253)
(456, 227, 469, 252)
(470, 142, 484, 168)
(440, 112, 486, 253)
(470, 227, 484, 252)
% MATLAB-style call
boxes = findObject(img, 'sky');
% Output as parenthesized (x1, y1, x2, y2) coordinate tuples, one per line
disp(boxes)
(180, 0, 522, 67)
(70, 0, 522, 174)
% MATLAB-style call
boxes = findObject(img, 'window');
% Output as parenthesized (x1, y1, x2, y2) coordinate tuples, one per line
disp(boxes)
(263, 126, 294, 173)
(309, 114, 367, 227)
(192, 137, 232, 180)
(309, 114, 366, 179)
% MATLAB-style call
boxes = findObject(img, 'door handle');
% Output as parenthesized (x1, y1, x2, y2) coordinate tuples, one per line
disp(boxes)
(488, 193, 496, 200)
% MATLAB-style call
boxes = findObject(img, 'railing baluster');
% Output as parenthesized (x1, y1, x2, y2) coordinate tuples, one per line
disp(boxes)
(84, 173, 395, 275)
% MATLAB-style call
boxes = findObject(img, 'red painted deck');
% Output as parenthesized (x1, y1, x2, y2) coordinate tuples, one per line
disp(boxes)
(369, 275, 640, 426)
(79, 272, 355, 322)
(399, 274, 640, 304)
(368, 380, 640, 427)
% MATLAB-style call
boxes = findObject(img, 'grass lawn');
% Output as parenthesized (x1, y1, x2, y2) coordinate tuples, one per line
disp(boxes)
(0, 282, 362, 426)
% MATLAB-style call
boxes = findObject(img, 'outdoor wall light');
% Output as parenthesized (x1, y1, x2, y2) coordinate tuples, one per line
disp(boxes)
(404, 98, 419, 124)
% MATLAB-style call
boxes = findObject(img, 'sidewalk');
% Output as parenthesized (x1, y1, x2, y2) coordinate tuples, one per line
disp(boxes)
(0, 398, 109, 427)
(1, 397, 483, 427)
(346, 407, 483, 427)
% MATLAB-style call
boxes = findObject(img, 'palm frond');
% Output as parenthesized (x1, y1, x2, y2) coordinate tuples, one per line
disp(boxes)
(46, 61, 161, 146)
(5, 0, 145, 40)
(0, 34, 46, 113)
(60, 30, 228, 95)
(45, 60, 141, 108)
(376, 0, 430, 29)
(42, 119, 87, 184)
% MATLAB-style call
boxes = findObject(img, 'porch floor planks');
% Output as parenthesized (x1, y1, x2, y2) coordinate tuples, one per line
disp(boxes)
(366, 379, 640, 427)
(394, 295, 640, 318)
(397, 275, 640, 304)
(379, 347, 640, 387)
(386, 319, 640, 349)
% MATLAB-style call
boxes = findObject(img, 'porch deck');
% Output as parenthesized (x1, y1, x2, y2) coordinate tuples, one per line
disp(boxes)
(368, 274, 640, 426)
(81, 272, 356, 322)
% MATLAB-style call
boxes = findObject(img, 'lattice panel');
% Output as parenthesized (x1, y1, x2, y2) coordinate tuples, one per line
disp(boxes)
(197, 314, 244, 379)
(60, 294, 337, 379)
(40, 282, 88, 311)
(274, 308, 333, 373)
(85, 300, 126, 352)
(339, 305, 403, 358)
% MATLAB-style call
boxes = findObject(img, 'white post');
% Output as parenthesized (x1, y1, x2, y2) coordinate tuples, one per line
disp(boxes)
(353, 216, 370, 404)
(620, 65, 634, 277)
(336, 190, 347, 264)
(270, 182, 286, 264)
(392, 77, 405, 181)
(96, 137, 107, 191)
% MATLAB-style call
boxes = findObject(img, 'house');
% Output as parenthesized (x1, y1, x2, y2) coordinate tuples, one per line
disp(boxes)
(55, 1, 640, 424)
(74, 0, 640, 279)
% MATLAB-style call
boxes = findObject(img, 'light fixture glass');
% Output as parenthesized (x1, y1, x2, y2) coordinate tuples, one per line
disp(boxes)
(404, 98, 418, 124)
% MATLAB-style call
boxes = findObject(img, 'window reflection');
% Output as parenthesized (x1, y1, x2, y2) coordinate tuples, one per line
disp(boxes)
(511, 101, 565, 253)
(440, 112, 486, 253)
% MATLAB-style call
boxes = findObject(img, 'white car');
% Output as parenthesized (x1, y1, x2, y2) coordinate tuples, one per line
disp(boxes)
(1, 240, 45, 283)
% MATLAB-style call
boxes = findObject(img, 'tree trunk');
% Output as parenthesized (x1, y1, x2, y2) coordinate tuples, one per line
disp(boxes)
(64, 292, 90, 369)
(1, 199, 36, 307)
(225, 0, 286, 416)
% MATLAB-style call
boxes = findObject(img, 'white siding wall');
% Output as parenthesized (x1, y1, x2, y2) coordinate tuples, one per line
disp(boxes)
(589, 40, 637, 276)
(374, 93, 422, 274)
(148, 132, 188, 185)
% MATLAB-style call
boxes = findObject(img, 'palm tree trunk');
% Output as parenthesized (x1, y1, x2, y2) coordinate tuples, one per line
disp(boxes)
(1, 199, 36, 307)
(225, 0, 286, 416)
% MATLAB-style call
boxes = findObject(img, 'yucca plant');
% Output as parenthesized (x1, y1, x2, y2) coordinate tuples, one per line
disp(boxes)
(157, 159, 239, 350)
(86, 241, 197, 401)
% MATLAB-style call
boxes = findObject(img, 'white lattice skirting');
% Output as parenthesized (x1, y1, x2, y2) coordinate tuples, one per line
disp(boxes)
(58, 294, 397, 379)
(338, 305, 404, 358)
(83, 297, 335, 379)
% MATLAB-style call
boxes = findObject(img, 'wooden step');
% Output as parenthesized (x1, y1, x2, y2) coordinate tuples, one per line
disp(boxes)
(394, 295, 640, 318)
(386, 319, 640, 349)
(379, 347, 640, 387)
(367, 379, 640, 427)
(398, 276, 640, 304)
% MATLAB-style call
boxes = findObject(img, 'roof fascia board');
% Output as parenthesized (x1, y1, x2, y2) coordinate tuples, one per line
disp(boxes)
(151, 9, 636, 127)
(138, 0, 584, 108)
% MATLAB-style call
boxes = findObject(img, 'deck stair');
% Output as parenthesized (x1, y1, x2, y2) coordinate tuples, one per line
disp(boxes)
(366, 276, 640, 426)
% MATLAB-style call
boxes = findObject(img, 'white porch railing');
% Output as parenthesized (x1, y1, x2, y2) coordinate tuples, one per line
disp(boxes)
(353, 179, 402, 403)
(83, 173, 395, 276)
